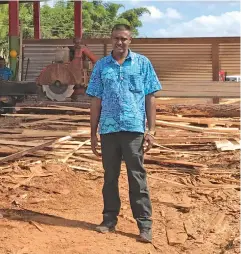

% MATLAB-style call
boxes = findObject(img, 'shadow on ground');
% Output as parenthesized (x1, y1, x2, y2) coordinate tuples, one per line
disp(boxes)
(0, 208, 139, 240)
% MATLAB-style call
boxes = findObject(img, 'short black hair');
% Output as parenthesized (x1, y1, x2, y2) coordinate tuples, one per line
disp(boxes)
(111, 24, 131, 33)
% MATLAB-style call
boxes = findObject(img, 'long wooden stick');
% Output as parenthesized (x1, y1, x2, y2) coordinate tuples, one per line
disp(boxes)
(61, 139, 91, 163)
(0, 130, 89, 164)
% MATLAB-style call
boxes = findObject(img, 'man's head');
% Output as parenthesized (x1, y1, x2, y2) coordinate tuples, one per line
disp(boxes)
(0, 57, 5, 68)
(111, 24, 132, 55)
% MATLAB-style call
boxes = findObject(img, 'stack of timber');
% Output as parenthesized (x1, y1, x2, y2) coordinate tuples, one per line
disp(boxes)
(0, 104, 239, 190)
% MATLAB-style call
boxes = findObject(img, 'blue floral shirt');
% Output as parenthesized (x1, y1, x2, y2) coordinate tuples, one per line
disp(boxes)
(86, 50, 162, 134)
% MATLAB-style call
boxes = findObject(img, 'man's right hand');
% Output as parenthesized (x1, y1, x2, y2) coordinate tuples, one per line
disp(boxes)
(91, 135, 101, 157)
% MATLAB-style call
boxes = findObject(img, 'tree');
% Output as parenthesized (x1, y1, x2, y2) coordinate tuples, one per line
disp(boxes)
(0, 1, 150, 58)
(0, 4, 9, 59)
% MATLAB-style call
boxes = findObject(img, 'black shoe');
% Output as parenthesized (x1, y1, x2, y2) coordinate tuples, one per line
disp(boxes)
(95, 221, 116, 234)
(139, 228, 152, 243)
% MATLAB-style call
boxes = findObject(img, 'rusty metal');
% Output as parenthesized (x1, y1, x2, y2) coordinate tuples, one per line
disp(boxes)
(36, 38, 98, 101)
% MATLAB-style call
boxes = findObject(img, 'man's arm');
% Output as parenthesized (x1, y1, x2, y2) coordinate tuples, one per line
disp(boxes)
(90, 97, 101, 136)
(144, 94, 156, 153)
(90, 97, 101, 156)
(143, 58, 161, 153)
(145, 93, 156, 133)
(86, 60, 103, 156)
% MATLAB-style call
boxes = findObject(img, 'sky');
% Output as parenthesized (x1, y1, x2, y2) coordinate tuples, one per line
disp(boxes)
(47, 0, 241, 38)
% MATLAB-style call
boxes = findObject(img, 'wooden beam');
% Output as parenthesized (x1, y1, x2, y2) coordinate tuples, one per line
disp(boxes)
(212, 43, 220, 81)
(23, 37, 240, 46)
(104, 43, 107, 56)
(33, 1, 41, 39)
(212, 42, 220, 104)
(0, 130, 88, 164)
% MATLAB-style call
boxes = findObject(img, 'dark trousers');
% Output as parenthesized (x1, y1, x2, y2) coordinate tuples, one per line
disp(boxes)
(100, 131, 152, 230)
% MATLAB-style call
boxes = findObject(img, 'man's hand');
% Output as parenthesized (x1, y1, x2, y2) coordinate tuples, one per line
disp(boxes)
(91, 134, 101, 157)
(143, 133, 155, 153)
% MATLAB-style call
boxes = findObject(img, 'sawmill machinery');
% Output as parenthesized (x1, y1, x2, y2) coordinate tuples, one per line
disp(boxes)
(0, 39, 98, 113)
(0, 0, 99, 112)
(36, 37, 98, 101)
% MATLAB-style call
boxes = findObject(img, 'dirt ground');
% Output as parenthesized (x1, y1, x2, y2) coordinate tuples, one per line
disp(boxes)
(0, 100, 240, 254)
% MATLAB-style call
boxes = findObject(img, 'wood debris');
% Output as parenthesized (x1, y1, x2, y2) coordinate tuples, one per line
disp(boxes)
(0, 101, 239, 253)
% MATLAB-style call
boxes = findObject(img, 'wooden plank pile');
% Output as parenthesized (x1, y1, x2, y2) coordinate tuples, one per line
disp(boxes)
(0, 103, 240, 251)
(0, 104, 239, 186)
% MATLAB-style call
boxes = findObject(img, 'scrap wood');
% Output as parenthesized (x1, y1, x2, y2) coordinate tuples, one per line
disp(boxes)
(0, 139, 42, 147)
(145, 156, 206, 167)
(183, 220, 197, 239)
(0, 146, 20, 155)
(0, 130, 89, 164)
(17, 106, 87, 112)
(21, 129, 73, 138)
(198, 183, 240, 189)
(152, 149, 211, 156)
(20, 118, 52, 127)
(61, 139, 91, 163)
(71, 155, 102, 164)
(53, 105, 90, 112)
(52, 144, 83, 150)
(29, 220, 44, 232)
(46, 121, 88, 126)
(148, 175, 188, 188)
(0, 140, 55, 164)
(154, 137, 230, 144)
(153, 142, 175, 151)
(69, 165, 94, 172)
(1, 129, 90, 140)
(0, 129, 22, 134)
(148, 175, 240, 190)
(215, 140, 240, 151)
(158, 200, 192, 212)
(156, 115, 240, 127)
(21, 105, 90, 113)
(156, 120, 239, 134)
(12, 173, 54, 179)
(4, 113, 89, 121)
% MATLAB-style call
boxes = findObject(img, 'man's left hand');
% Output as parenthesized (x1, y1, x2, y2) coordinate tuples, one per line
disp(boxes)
(143, 133, 155, 153)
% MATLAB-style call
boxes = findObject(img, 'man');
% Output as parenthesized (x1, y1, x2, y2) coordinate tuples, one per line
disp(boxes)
(0, 57, 12, 81)
(86, 24, 162, 243)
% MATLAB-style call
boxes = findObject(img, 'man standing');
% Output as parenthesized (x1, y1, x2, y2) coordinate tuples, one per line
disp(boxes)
(86, 24, 162, 243)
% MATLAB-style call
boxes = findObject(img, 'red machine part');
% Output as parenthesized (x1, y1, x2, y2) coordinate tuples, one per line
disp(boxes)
(36, 41, 98, 101)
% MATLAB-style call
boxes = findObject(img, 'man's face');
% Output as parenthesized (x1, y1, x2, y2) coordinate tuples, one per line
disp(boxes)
(111, 29, 132, 54)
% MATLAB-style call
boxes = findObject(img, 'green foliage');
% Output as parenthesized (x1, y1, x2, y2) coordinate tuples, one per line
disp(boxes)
(0, 4, 9, 59)
(0, 1, 149, 57)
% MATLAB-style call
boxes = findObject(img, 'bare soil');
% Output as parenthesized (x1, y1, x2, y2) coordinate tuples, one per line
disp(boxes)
(0, 100, 240, 254)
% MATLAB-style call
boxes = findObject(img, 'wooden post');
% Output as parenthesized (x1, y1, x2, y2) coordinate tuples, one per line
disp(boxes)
(33, 1, 41, 39)
(9, 0, 20, 80)
(212, 42, 220, 104)
(104, 43, 107, 56)
(74, 1, 82, 39)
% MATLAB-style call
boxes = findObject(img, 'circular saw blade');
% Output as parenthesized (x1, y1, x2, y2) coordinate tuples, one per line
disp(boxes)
(42, 85, 74, 101)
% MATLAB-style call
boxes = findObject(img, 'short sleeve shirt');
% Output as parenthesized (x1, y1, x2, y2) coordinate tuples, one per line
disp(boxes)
(86, 50, 162, 134)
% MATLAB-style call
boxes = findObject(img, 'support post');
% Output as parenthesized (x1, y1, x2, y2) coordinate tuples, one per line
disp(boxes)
(212, 42, 220, 104)
(74, 1, 82, 39)
(104, 43, 107, 56)
(33, 1, 41, 39)
(9, 0, 20, 80)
